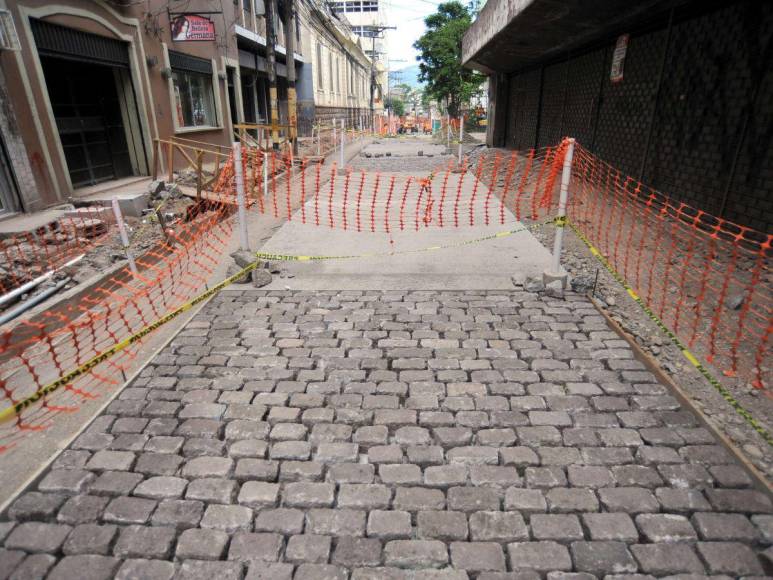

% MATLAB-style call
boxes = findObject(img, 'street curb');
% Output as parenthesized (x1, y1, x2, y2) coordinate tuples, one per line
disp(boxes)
(589, 294, 773, 497)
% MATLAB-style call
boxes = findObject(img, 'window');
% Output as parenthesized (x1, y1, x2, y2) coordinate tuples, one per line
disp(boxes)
(172, 70, 216, 127)
(330, 1, 378, 13)
(169, 52, 217, 128)
(328, 51, 334, 93)
(243, 0, 251, 13)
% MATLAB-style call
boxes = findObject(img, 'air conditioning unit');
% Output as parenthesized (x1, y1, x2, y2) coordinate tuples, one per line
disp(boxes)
(0, 10, 20, 51)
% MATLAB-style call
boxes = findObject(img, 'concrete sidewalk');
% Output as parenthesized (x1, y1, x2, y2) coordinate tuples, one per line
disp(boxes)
(258, 143, 552, 290)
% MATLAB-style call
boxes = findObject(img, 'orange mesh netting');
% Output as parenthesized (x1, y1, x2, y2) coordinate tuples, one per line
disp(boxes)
(0, 162, 238, 451)
(0, 135, 768, 451)
(565, 141, 771, 392)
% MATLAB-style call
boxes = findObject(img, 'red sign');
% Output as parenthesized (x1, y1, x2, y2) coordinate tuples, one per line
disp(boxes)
(171, 15, 215, 42)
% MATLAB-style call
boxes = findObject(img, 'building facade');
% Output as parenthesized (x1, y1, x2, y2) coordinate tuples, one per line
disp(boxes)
(0, 0, 373, 215)
(329, 0, 388, 113)
(462, 0, 773, 232)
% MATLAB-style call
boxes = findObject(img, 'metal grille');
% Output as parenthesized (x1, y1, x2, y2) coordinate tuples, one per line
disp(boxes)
(646, 2, 763, 216)
(537, 61, 567, 148)
(593, 28, 666, 178)
(30, 19, 128, 67)
(169, 50, 213, 74)
(562, 48, 606, 147)
(725, 2, 773, 231)
(506, 68, 540, 150)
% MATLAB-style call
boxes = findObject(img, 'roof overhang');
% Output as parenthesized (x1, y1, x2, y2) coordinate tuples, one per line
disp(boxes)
(462, 0, 683, 74)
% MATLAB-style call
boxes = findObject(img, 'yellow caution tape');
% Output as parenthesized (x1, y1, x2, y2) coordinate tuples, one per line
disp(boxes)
(0, 261, 259, 424)
(553, 216, 568, 228)
(0, 218, 551, 424)
(566, 220, 772, 446)
(255, 224, 536, 262)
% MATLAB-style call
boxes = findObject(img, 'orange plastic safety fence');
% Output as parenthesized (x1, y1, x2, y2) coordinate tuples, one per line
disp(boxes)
(567, 142, 772, 391)
(0, 159, 239, 451)
(217, 146, 563, 234)
(0, 207, 117, 295)
(0, 140, 577, 451)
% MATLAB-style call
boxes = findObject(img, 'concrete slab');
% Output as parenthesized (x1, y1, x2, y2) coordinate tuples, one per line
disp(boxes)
(259, 166, 552, 290)
(0, 209, 67, 237)
(76, 177, 151, 217)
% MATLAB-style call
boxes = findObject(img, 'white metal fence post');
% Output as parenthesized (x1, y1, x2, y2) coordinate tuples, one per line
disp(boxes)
(112, 197, 138, 276)
(263, 147, 269, 200)
(340, 118, 345, 167)
(446, 113, 450, 148)
(232, 141, 249, 252)
(547, 138, 575, 284)
(458, 115, 463, 165)
(333, 120, 337, 156)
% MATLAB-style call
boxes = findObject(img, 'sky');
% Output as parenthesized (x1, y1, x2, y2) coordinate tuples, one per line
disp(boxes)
(382, 0, 444, 70)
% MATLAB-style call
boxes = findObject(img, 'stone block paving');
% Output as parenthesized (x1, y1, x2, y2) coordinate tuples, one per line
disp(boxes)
(2, 289, 772, 579)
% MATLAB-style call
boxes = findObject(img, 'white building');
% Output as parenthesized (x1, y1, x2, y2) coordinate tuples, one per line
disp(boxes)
(328, 1, 389, 111)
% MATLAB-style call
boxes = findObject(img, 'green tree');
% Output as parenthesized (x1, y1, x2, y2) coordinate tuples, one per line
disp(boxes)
(413, 1, 484, 117)
(387, 97, 405, 117)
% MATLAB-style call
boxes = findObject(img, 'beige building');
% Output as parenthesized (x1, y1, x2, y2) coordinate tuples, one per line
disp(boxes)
(0, 0, 373, 215)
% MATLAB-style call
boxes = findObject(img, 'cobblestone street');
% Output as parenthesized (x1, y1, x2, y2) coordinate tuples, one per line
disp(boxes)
(1, 289, 771, 579)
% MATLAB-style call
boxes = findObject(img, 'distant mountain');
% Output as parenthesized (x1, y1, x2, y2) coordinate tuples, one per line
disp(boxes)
(389, 65, 423, 89)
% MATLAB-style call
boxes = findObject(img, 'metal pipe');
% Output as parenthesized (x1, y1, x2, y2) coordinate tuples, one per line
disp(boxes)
(458, 115, 463, 166)
(340, 118, 345, 167)
(112, 198, 138, 276)
(0, 253, 83, 309)
(0, 277, 71, 327)
(233, 142, 250, 251)
(550, 138, 575, 276)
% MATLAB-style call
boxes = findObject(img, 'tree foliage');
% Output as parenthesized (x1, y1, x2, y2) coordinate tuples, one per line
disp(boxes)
(387, 97, 405, 117)
(413, 1, 485, 117)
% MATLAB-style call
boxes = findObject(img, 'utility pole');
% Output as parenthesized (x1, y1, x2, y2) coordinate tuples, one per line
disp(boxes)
(368, 26, 396, 130)
(283, 0, 298, 155)
(266, 0, 279, 148)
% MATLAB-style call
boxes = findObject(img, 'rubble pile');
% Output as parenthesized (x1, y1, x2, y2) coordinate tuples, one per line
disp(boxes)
(0, 180, 199, 318)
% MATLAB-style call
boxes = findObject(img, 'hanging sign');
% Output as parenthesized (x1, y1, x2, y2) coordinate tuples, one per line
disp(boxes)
(171, 14, 215, 42)
(610, 34, 629, 83)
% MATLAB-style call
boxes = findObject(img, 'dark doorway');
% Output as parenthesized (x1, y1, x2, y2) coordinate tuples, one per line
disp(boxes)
(227, 67, 239, 126)
(40, 57, 133, 188)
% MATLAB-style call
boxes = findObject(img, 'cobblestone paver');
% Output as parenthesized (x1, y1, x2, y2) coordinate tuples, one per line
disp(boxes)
(2, 290, 771, 579)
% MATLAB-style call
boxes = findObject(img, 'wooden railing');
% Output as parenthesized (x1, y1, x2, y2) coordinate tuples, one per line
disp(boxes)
(151, 137, 232, 198)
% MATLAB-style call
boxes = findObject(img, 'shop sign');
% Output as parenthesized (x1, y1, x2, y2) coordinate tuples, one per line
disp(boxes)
(171, 14, 215, 42)
(610, 34, 629, 83)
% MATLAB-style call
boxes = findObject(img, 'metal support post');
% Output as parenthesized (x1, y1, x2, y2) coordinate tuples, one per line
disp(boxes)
(544, 138, 575, 287)
(458, 115, 463, 166)
(263, 147, 269, 200)
(112, 197, 138, 276)
(446, 113, 450, 148)
(333, 120, 337, 156)
(233, 142, 249, 251)
(340, 118, 345, 167)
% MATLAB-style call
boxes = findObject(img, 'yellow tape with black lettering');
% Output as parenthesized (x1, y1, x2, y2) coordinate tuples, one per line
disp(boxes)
(255, 224, 540, 262)
(566, 220, 772, 446)
(0, 261, 259, 424)
(0, 219, 552, 424)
